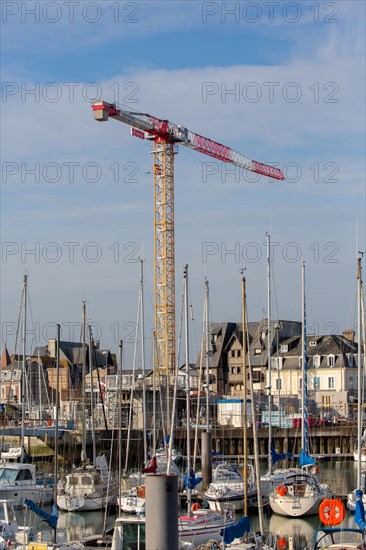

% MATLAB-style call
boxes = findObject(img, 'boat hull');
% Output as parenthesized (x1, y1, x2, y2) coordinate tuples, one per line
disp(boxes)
(57, 494, 115, 512)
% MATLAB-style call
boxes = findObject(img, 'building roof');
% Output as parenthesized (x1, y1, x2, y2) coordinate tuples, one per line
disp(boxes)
(0, 346, 11, 370)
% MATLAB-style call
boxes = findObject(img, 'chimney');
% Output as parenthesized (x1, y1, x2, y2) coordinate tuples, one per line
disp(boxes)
(343, 329, 355, 343)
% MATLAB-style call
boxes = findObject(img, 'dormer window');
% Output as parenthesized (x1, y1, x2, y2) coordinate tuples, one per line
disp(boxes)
(310, 341, 317, 347)
(254, 348, 262, 355)
(314, 355, 321, 368)
(328, 355, 335, 367)
(281, 344, 288, 353)
(261, 331, 266, 340)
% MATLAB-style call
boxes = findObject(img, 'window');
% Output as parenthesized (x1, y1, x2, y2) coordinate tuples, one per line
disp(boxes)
(261, 331, 266, 340)
(237, 350, 241, 357)
(275, 379, 282, 390)
(313, 355, 321, 368)
(310, 341, 317, 347)
(252, 372, 260, 383)
(349, 376, 354, 389)
(328, 377, 335, 389)
(271, 357, 283, 370)
(231, 350, 235, 357)
(299, 378, 303, 391)
(347, 355, 354, 367)
(322, 395, 331, 409)
(281, 345, 288, 353)
(313, 376, 320, 390)
(328, 355, 335, 367)
(254, 348, 262, 355)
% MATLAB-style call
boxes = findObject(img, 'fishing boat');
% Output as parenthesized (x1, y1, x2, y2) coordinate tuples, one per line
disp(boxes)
(269, 263, 331, 517)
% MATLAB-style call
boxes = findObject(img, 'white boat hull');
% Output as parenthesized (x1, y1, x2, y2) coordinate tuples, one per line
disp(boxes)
(0, 483, 53, 508)
(57, 493, 115, 512)
(353, 450, 366, 462)
(178, 509, 235, 546)
(118, 494, 145, 514)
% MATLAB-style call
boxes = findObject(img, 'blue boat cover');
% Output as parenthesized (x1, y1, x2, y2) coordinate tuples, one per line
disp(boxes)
(271, 443, 294, 464)
(24, 499, 58, 529)
(221, 516, 250, 545)
(355, 490, 366, 530)
(299, 448, 315, 467)
(184, 469, 202, 490)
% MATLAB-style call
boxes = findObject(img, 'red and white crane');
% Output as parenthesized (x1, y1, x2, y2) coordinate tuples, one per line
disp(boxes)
(92, 100, 284, 376)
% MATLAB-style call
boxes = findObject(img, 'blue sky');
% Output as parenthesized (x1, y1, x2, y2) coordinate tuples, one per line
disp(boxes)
(1, 1, 365, 368)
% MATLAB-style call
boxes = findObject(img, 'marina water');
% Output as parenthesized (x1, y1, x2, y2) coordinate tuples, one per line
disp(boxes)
(13, 459, 360, 549)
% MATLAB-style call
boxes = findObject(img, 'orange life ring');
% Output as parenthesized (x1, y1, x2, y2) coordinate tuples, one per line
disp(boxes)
(191, 503, 202, 512)
(276, 484, 288, 497)
(278, 537, 287, 550)
(319, 499, 345, 525)
(137, 485, 145, 499)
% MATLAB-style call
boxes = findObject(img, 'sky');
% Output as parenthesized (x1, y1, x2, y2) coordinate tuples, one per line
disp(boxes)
(1, 0, 365, 370)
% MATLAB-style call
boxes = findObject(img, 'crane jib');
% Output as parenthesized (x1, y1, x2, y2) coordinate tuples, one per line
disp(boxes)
(91, 101, 285, 181)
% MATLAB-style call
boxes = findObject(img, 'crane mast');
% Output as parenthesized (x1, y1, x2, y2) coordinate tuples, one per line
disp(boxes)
(92, 101, 285, 376)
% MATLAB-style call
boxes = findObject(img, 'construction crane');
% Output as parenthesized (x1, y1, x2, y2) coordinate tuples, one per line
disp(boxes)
(92, 101, 285, 377)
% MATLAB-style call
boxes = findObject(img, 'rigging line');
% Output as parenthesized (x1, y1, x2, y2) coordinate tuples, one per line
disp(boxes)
(187, 275, 199, 376)
(26, 286, 35, 356)
(193, 285, 206, 470)
(168, 277, 185, 473)
(2, 279, 25, 448)
(125, 278, 141, 474)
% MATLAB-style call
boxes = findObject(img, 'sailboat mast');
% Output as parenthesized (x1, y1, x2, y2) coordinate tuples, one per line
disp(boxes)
(53, 324, 61, 543)
(81, 301, 87, 463)
(54, 323, 61, 544)
(21, 274, 27, 463)
(89, 326, 97, 464)
(140, 258, 148, 467)
(152, 330, 157, 456)
(241, 274, 248, 517)
(266, 232, 272, 474)
(118, 340, 123, 511)
(205, 278, 210, 432)
(38, 351, 42, 421)
(184, 265, 192, 514)
(301, 261, 309, 454)
(357, 256, 362, 489)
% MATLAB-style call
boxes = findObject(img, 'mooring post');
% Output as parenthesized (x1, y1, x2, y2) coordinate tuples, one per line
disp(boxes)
(202, 431, 212, 490)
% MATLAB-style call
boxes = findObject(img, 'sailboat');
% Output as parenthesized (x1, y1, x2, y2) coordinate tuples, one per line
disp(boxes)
(57, 307, 116, 512)
(0, 275, 54, 508)
(269, 262, 331, 517)
(347, 255, 366, 511)
(177, 265, 236, 546)
(220, 274, 276, 550)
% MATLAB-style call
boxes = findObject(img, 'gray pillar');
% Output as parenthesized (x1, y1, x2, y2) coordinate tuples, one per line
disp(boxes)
(202, 431, 212, 490)
(145, 475, 178, 550)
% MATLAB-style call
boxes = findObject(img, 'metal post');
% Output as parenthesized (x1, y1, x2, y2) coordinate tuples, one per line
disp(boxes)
(184, 265, 191, 514)
(54, 323, 60, 544)
(145, 475, 178, 550)
(266, 232, 272, 474)
(242, 275, 248, 516)
(201, 430, 212, 490)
